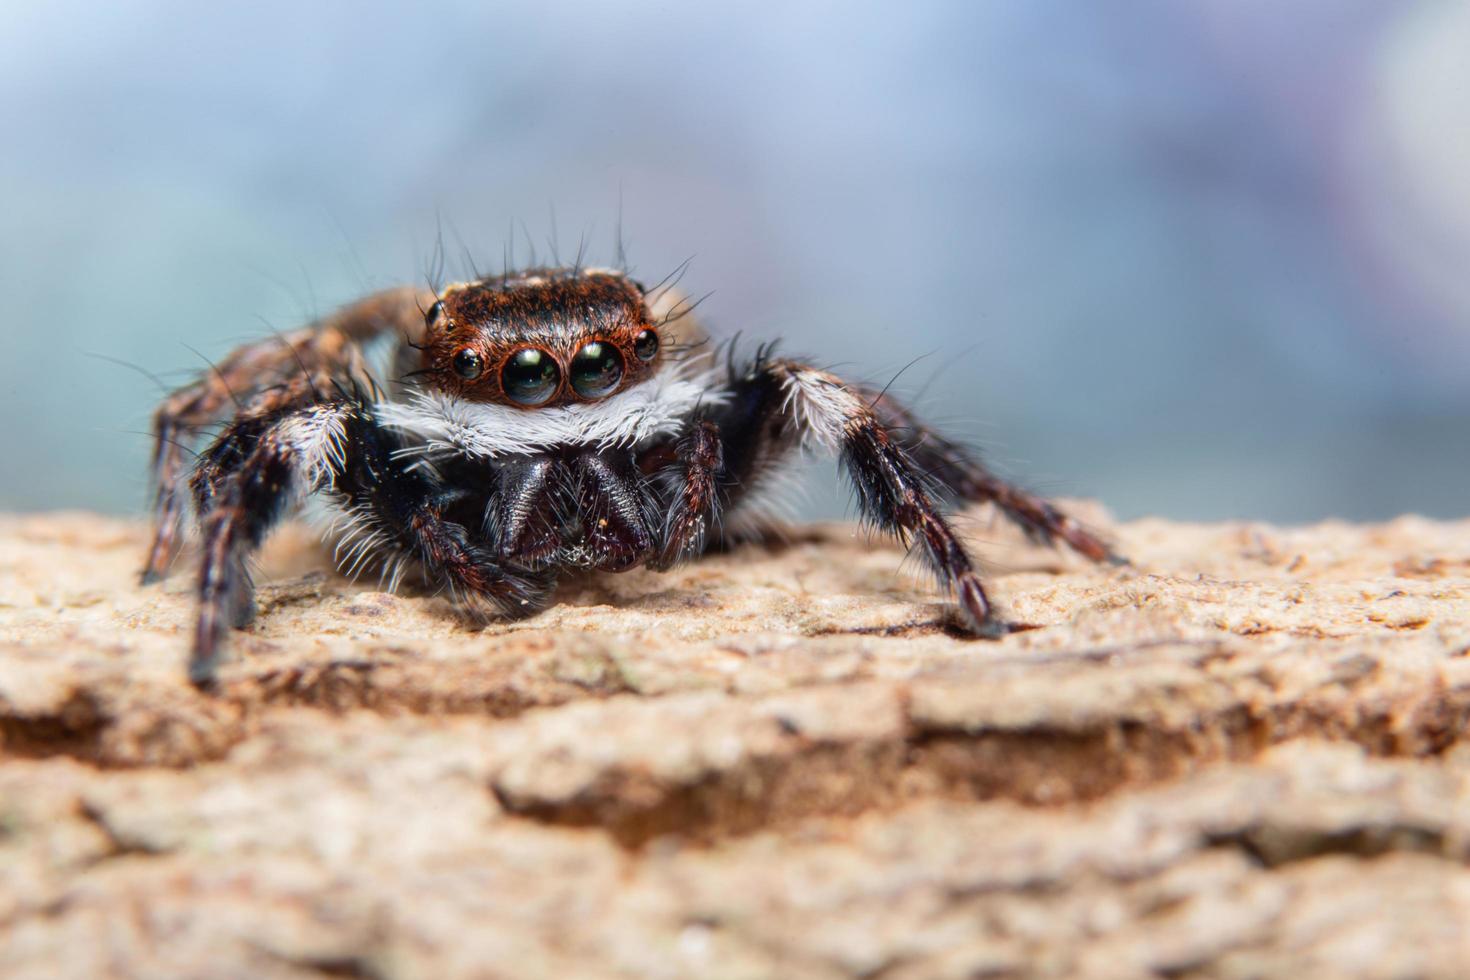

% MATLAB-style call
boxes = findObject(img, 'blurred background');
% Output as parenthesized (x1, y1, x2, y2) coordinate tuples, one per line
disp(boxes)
(3, 0, 1469, 523)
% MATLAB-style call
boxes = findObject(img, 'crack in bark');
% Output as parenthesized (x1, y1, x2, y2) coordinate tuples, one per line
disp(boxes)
(490, 687, 1470, 849)
(0, 691, 107, 762)
(1206, 824, 1451, 869)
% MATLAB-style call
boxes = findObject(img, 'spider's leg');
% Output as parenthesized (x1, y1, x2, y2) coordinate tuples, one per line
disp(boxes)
(190, 402, 355, 687)
(860, 389, 1123, 565)
(706, 357, 1003, 634)
(145, 368, 251, 585)
(644, 419, 726, 570)
(189, 400, 549, 689)
(142, 286, 431, 583)
(150, 363, 342, 584)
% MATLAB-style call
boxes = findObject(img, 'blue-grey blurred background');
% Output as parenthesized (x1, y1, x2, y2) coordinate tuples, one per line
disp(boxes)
(4, 0, 1470, 523)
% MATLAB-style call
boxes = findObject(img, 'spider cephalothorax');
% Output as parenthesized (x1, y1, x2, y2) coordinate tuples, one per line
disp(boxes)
(418, 270, 663, 407)
(143, 264, 1119, 688)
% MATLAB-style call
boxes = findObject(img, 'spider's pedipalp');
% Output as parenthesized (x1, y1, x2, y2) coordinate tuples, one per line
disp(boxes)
(323, 409, 556, 621)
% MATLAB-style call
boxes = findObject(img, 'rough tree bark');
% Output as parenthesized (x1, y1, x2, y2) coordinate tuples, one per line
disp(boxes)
(3, 503, 1470, 978)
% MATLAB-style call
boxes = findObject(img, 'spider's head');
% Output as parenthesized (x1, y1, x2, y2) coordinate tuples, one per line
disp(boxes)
(418, 268, 664, 408)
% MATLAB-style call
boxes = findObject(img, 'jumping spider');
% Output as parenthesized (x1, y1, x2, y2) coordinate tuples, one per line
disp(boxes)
(143, 265, 1119, 687)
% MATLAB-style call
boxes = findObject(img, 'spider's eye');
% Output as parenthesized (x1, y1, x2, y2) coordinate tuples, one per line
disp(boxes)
(633, 329, 659, 361)
(452, 347, 483, 380)
(500, 348, 560, 405)
(425, 300, 444, 325)
(569, 341, 624, 398)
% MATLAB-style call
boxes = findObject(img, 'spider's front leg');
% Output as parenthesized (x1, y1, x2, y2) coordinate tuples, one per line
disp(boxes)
(188, 400, 550, 689)
(707, 357, 1006, 633)
(142, 286, 431, 583)
(189, 402, 355, 686)
(860, 389, 1123, 565)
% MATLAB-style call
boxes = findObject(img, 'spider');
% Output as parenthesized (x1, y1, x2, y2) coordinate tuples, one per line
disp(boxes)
(142, 265, 1120, 688)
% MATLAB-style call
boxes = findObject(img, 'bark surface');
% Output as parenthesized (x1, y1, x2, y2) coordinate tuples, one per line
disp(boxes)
(3, 505, 1470, 978)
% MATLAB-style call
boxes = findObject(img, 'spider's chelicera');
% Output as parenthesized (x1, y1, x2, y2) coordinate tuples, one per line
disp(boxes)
(142, 266, 1119, 688)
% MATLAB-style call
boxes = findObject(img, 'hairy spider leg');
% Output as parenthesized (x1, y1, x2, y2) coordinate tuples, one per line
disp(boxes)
(189, 399, 550, 689)
(191, 403, 348, 687)
(645, 419, 726, 570)
(700, 355, 1007, 635)
(859, 389, 1125, 566)
(142, 286, 430, 584)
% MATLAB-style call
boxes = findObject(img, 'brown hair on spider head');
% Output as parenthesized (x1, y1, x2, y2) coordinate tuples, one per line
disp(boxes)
(419, 268, 662, 408)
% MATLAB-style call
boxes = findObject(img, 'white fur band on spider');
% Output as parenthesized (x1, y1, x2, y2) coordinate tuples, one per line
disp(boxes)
(776, 366, 867, 453)
(377, 366, 729, 459)
(278, 405, 349, 491)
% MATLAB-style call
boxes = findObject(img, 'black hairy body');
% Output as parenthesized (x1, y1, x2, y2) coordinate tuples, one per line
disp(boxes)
(143, 266, 1119, 688)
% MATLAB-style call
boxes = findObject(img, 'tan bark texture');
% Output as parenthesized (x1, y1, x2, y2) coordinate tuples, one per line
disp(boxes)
(3, 504, 1470, 978)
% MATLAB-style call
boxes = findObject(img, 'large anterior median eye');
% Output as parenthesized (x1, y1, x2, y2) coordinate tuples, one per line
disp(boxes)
(569, 341, 625, 398)
(500, 348, 560, 405)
